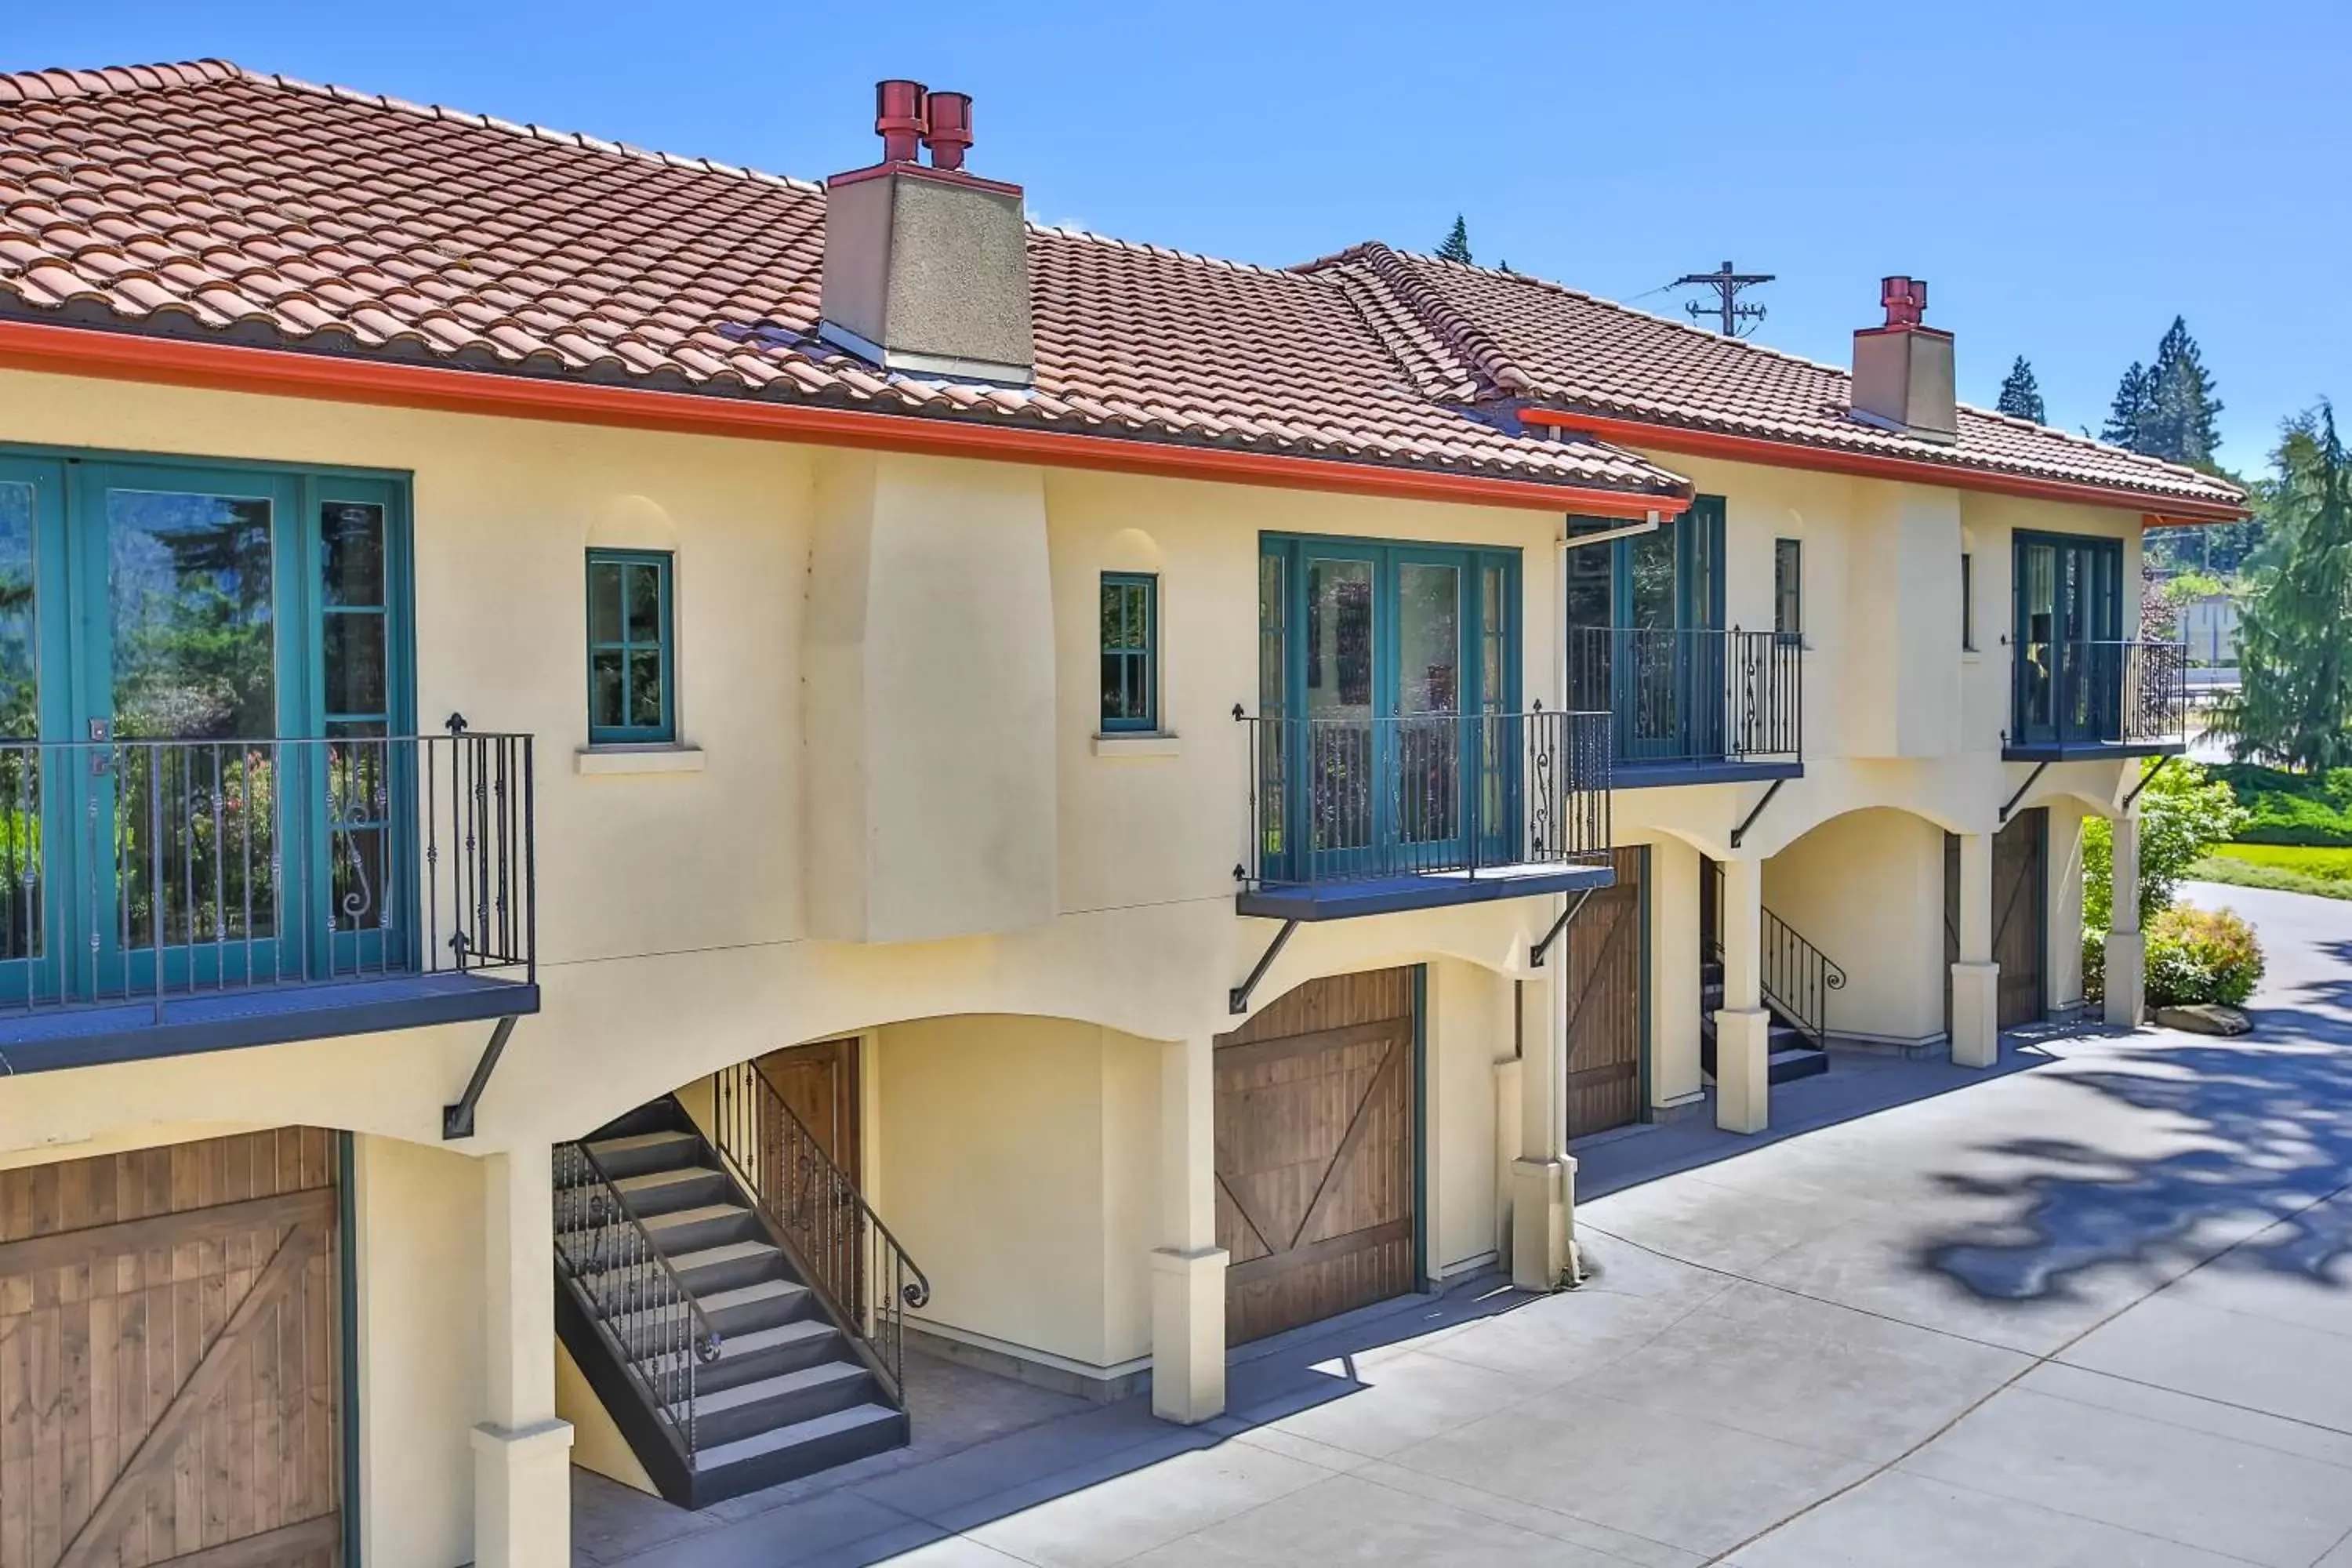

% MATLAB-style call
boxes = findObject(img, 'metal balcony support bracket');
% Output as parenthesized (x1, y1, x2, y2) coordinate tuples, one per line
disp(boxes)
(1728, 777, 1788, 851)
(2121, 753, 2174, 811)
(1999, 760, 2052, 824)
(1230, 920, 1299, 1016)
(1530, 887, 1596, 969)
(442, 1014, 518, 1140)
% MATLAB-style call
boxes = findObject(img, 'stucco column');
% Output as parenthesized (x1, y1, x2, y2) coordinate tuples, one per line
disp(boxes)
(1951, 832, 2001, 1067)
(2104, 811, 2146, 1027)
(1714, 856, 1772, 1134)
(1152, 1033, 1227, 1423)
(1646, 837, 1705, 1116)
(1511, 949, 1578, 1290)
(473, 1145, 573, 1568)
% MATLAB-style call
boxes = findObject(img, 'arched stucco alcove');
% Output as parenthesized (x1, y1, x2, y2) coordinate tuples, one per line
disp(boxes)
(1761, 804, 1957, 1049)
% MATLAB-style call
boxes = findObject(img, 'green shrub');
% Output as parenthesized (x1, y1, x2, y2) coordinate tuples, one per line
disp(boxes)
(2143, 904, 2265, 1008)
(2085, 760, 2250, 931)
(2207, 764, 2352, 848)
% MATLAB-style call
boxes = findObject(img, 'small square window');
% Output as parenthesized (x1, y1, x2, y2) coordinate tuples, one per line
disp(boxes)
(1099, 572, 1158, 733)
(1773, 538, 1802, 642)
(586, 550, 675, 743)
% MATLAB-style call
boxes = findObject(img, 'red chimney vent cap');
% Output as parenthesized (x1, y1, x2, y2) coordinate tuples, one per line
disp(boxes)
(874, 79, 927, 164)
(924, 90, 974, 172)
(1880, 275, 1929, 328)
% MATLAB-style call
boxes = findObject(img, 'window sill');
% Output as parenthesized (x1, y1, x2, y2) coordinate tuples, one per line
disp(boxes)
(575, 743, 706, 776)
(1091, 732, 1182, 758)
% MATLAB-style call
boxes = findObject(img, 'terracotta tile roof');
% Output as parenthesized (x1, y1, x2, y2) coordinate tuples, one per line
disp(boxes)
(0, 61, 1685, 500)
(1301, 245, 2248, 513)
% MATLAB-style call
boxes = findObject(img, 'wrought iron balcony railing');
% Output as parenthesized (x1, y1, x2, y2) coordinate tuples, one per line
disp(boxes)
(2010, 638, 2189, 753)
(1236, 706, 1611, 898)
(0, 726, 533, 1049)
(1565, 627, 1802, 768)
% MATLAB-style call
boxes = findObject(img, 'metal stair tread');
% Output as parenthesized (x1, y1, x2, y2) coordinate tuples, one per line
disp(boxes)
(699, 1278, 811, 1315)
(612, 1166, 718, 1195)
(639, 1202, 749, 1232)
(712, 1319, 839, 1361)
(602, 1276, 809, 1338)
(587, 1131, 699, 1157)
(691, 1403, 902, 1474)
(669, 1239, 783, 1273)
(694, 1359, 869, 1415)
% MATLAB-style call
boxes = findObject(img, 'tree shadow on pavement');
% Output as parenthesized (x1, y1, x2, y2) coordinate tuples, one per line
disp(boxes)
(1920, 971, 2352, 1302)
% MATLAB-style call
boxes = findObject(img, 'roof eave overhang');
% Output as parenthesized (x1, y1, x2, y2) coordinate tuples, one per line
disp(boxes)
(0, 317, 1689, 520)
(1519, 407, 2249, 524)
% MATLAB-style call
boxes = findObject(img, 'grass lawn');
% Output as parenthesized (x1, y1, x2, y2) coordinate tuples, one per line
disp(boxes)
(2192, 842, 2352, 900)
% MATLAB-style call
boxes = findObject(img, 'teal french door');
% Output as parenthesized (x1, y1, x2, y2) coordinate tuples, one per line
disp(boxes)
(2013, 532, 2123, 746)
(0, 449, 412, 1005)
(1258, 535, 1519, 880)
(1565, 496, 1726, 761)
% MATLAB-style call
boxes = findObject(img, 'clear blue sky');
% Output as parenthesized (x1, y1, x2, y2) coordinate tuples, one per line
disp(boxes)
(10, 1, 2341, 474)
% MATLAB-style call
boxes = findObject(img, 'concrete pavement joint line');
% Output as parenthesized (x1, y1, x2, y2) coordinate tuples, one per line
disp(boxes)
(2027, 1367, 2352, 1466)
(1576, 1222, 2035, 1363)
(1682, 1167, 2352, 1566)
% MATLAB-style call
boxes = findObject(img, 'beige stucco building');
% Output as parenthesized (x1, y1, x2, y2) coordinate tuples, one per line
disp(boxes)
(0, 61, 2245, 1567)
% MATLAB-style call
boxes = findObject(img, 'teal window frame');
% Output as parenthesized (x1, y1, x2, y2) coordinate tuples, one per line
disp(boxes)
(1564, 495, 1728, 762)
(586, 549, 677, 745)
(1257, 533, 1521, 877)
(1773, 537, 1802, 642)
(0, 441, 418, 999)
(1098, 572, 1159, 733)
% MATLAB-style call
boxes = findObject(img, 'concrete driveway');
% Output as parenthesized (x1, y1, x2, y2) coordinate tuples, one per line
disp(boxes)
(578, 881, 2352, 1567)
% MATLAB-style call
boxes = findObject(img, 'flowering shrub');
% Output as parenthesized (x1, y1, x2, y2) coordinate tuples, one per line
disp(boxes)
(2143, 904, 2265, 1008)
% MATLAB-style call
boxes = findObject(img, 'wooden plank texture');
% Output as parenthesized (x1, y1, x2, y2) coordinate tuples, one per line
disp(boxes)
(1215, 967, 1417, 1344)
(1564, 847, 1646, 1138)
(0, 1131, 341, 1568)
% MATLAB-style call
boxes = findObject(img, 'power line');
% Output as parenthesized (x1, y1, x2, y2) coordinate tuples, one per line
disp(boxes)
(1674, 260, 1774, 337)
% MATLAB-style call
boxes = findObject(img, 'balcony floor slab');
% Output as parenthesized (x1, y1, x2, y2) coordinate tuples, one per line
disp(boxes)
(1236, 862, 1616, 922)
(0, 971, 539, 1075)
(1613, 759, 1805, 790)
(2002, 742, 2187, 763)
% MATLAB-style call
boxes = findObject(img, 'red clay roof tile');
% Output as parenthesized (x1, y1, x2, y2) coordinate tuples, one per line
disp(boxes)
(0, 60, 2241, 514)
(1298, 245, 2243, 511)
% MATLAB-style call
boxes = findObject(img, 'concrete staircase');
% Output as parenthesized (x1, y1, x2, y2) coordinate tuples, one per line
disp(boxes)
(554, 1099, 907, 1508)
(1698, 956, 1831, 1085)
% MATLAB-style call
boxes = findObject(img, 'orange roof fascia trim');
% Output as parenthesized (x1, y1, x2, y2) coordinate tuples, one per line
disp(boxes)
(0, 319, 1687, 520)
(1520, 408, 2248, 523)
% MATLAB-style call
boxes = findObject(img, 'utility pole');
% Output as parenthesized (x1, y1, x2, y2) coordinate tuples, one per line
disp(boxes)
(1675, 260, 1774, 337)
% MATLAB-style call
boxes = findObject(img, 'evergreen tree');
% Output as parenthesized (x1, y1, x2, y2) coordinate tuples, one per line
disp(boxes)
(2138, 316, 2223, 466)
(1436, 216, 1472, 264)
(2215, 403, 2352, 772)
(2103, 362, 2151, 448)
(1996, 356, 2047, 423)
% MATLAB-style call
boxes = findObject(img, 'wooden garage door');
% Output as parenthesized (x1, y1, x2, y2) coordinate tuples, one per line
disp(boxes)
(1992, 811, 2048, 1027)
(1944, 811, 2049, 1032)
(1215, 967, 1416, 1345)
(1565, 847, 1647, 1139)
(0, 1129, 343, 1568)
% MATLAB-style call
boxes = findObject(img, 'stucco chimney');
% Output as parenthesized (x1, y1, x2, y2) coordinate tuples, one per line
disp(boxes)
(1850, 276, 1957, 444)
(819, 82, 1035, 385)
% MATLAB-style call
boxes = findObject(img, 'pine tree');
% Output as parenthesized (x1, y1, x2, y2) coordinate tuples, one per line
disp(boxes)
(2215, 404, 2352, 771)
(1437, 216, 1472, 264)
(2103, 362, 2151, 448)
(2138, 316, 2223, 466)
(1996, 356, 2047, 423)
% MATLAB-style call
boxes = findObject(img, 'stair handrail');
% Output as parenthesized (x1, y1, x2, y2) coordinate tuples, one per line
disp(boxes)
(553, 1138, 724, 1457)
(710, 1062, 933, 1406)
(1759, 905, 1847, 1050)
(1703, 858, 1847, 1050)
